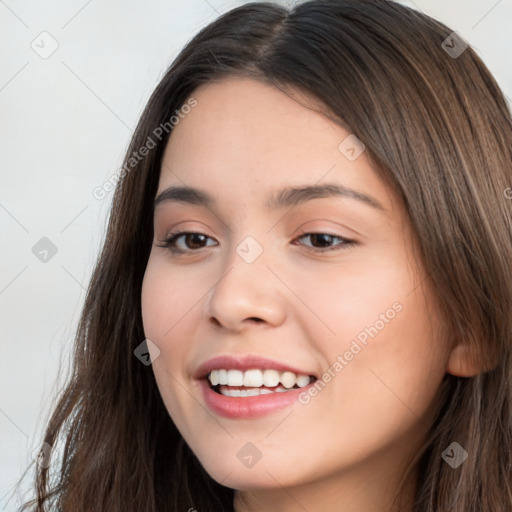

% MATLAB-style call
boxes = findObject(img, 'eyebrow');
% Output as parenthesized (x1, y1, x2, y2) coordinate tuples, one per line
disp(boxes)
(154, 183, 386, 212)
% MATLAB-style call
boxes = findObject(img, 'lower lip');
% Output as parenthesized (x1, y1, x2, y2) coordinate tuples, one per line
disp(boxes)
(198, 378, 315, 418)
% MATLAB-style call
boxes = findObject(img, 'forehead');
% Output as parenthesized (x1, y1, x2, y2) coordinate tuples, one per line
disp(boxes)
(164, 77, 342, 166)
(159, 77, 398, 218)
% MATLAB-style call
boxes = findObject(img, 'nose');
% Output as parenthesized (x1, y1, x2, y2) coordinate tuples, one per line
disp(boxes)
(206, 241, 288, 332)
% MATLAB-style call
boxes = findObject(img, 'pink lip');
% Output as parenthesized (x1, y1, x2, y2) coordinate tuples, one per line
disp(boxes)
(198, 378, 317, 418)
(193, 354, 317, 380)
(193, 354, 318, 419)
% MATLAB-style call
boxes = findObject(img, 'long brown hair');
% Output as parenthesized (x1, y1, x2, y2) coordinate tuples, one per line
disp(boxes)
(15, 1, 512, 510)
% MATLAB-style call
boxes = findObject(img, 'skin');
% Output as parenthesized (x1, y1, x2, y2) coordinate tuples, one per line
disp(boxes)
(140, 77, 478, 512)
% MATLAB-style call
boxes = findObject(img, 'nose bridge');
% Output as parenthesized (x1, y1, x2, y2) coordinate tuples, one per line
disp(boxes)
(206, 231, 287, 329)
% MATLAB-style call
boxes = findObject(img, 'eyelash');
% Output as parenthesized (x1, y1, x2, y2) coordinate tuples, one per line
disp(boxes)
(156, 230, 357, 255)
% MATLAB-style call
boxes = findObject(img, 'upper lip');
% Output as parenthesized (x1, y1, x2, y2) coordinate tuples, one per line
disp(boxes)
(194, 354, 318, 380)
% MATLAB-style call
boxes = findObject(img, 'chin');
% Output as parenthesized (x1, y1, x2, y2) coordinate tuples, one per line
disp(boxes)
(192, 446, 310, 491)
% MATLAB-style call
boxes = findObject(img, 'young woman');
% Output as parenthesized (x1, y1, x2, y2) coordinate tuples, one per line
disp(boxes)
(18, 1, 512, 510)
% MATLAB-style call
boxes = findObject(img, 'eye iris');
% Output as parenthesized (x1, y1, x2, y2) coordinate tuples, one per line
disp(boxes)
(310, 233, 334, 247)
(185, 233, 206, 249)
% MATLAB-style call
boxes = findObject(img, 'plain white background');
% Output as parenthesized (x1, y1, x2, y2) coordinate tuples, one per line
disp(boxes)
(1, 0, 511, 509)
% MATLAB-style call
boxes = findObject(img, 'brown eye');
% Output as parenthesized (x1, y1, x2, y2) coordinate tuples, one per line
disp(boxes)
(157, 230, 357, 255)
(157, 231, 217, 253)
(292, 232, 356, 252)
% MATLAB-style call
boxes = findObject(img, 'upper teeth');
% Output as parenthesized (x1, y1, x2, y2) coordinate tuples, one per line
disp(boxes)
(207, 369, 312, 389)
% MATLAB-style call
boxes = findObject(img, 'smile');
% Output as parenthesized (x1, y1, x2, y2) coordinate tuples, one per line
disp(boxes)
(194, 354, 319, 418)
(208, 368, 314, 396)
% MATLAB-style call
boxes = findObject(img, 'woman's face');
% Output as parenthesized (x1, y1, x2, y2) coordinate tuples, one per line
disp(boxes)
(141, 77, 452, 505)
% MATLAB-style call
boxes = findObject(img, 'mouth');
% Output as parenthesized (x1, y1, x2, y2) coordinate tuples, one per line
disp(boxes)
(206, 368, 318, 397)
(194, 355, 320, 417)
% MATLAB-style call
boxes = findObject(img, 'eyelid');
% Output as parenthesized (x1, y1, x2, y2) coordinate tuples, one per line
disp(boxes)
(291, 218, 362, 239)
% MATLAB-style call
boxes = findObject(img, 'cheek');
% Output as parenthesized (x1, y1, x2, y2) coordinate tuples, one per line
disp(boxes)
(325, 290, 444, 435)
(303, 251, 446, 419)
(141, 256, 200, 342)
(298, 250, 414, 350)
(140, 258, 196, 394)
(140, 258, 202, 429)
